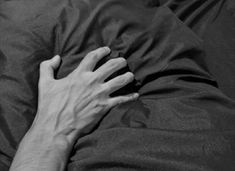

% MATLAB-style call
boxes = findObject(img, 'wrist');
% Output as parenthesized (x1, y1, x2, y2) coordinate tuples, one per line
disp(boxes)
(10, 127, 71, 171)
(26, 125, 72, 153)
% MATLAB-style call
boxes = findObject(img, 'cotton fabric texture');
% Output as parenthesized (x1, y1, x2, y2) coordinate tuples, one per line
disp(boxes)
(0, 0, 235, 170)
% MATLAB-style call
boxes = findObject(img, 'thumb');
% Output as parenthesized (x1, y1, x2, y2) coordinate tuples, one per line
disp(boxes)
(40, 55, 61, 80)
(50, 55, 61, 72)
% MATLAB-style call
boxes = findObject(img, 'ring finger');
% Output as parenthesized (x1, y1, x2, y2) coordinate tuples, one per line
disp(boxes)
(103, 72, 134, 94)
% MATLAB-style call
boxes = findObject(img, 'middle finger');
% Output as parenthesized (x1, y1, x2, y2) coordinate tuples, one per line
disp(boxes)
(95, 57, 127, 81)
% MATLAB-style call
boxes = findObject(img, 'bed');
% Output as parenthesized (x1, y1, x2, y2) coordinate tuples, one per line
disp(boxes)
(0, 0, 235, 170)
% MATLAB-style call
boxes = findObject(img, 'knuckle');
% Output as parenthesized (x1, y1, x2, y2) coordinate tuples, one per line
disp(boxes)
(76, 72, 89, 84)
(119, 99, 125, 104)
(95, 84, 106, 94)
(94, 99, 108, 109)
(117, 96, 132, 105)
(92, 53, 99, 60)
(87, 74, 99, 85)
(101, 84, 110, 92)
(113, 98, 124, 106)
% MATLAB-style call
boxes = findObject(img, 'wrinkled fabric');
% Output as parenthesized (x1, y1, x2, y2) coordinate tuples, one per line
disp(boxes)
(161, 0, 235, 99)
(0, 0, 235, 170)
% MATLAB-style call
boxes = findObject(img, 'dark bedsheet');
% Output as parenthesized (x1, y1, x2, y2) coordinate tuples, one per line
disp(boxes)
(162, 0, 235, 99)
(0, 0, 235, 170)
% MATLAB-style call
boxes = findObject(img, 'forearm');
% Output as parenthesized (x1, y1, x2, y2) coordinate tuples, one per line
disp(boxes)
(10, 126, 72, 171)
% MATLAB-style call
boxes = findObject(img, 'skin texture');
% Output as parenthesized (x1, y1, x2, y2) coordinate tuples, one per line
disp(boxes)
(9, 47, 139, 171)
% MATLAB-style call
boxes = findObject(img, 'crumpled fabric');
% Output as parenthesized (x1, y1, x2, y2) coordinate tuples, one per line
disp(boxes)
(0, 0, 235, 170)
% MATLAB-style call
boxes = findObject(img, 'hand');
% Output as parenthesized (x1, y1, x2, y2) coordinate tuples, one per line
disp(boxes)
(10, 47, 138, 171)
(32, 47, 139, 146)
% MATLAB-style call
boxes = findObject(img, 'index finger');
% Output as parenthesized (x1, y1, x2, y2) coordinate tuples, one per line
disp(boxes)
(79, 47, 111, 71)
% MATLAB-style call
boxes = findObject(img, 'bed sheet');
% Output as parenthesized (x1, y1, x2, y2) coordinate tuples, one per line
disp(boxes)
(161, 0, 235, 99)
(0, 0, 235, 170)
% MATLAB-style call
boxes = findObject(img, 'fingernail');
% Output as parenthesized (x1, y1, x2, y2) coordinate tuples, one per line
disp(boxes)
(52, 55, 60, 62)
(53, 55, 60, 59)
(133, 93, 139, 99)
(103, 46, 111, 52)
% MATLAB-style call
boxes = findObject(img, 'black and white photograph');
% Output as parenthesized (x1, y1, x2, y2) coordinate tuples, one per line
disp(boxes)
(0, 0, 235, 170)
